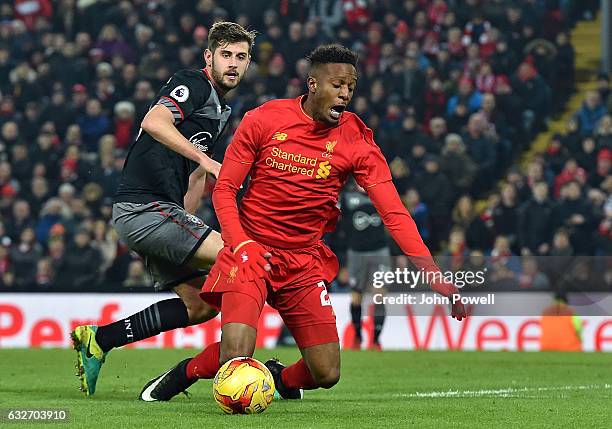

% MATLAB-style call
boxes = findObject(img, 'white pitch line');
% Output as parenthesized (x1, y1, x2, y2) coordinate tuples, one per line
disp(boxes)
(394, 384, 612, 399)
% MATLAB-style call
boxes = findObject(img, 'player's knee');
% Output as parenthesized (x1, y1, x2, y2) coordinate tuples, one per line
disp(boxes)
(313, 367, 340, 389)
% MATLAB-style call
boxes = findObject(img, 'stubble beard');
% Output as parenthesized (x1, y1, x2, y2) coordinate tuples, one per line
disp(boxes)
(210, 59, 239, 92)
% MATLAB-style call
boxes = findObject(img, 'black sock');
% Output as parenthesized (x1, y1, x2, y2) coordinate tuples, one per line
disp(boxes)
(373, 303, 386, 344)
(350, 303, 362, 340)
(95, 298, 189, 352)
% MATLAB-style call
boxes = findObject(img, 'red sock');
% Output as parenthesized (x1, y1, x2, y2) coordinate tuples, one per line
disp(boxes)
(281, 359, 317, 390)
(186, 342, 220, 380)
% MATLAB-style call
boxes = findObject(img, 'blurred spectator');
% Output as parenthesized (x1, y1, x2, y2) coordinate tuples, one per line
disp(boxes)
(512, 61, 551, 135)
(113, 101, 136, 150)
(55, 227, 101, 290)
(5, 199, 34, 240)
(416, 155, 452, 249)
(440, 133, 477, 195)
(462, 113, 495, 194)
(492, 183, 519, 246)
(518, 182, 553, 255)
(122, 259, 152, 288)
(553, 158, 587, 197)
(77, 99, 111, 152)
(574, 90, 606, 137)
(447, 76, 482, 116)
(402, 188, 429, 244)
(552, 181, 595, 255)
(10, 227, 43, 289)
(441, 226, 469, 272)
(518, 257, 550, 290)
(35, 257, 53, 289)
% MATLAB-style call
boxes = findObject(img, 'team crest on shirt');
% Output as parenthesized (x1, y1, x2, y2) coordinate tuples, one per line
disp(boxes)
(170, 85, 189, 102)
(228, 266, 238, 283)
(185, 213, 204, 226)
(322, 140, 336, 158)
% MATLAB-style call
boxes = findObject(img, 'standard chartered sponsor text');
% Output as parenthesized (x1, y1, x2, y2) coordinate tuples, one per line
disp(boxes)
(266, 146, 319, 177)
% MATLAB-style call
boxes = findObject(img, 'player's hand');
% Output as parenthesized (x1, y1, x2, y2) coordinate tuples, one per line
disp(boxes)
(450, 294, 467, 321)
(199, 157, 221, 179)
(233, 240, 272, 282)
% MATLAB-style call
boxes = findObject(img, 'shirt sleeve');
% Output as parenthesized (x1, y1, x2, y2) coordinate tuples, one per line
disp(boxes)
(156, 69, 211, 124)
(213, 107, 265, 248)
(223, 108, 263, 164)
(212, 157, 252, 248)
(351, 125, 393, 189)
(367, 181, 459, 298)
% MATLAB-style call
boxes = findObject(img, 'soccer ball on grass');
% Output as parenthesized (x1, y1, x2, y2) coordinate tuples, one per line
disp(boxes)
(213, 357, 275, 414)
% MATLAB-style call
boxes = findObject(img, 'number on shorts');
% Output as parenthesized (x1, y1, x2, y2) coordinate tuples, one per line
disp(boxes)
(317, 281, 332, 307)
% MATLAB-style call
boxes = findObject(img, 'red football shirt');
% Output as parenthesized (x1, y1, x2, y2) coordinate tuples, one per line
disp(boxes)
(213, 96, 458, 297)
(222, 96, 391, 249)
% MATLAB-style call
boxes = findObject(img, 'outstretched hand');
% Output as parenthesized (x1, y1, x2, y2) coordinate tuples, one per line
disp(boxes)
(233, 240, 271, 282)
(450, 294, 467, 321)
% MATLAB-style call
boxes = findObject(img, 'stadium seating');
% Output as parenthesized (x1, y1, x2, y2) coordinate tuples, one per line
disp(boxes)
(0, 0, 608, 292)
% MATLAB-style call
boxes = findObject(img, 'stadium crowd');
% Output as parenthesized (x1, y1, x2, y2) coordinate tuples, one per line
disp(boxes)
(0, 0, 609, 292)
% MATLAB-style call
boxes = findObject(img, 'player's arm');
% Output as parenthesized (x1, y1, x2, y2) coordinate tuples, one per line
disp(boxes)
(367, 182, 465, 320)
(141, 105, 221, 178)
(352, 126, 465, 319)
(212, 109, 271, 280)
(184, 165, 207, 214)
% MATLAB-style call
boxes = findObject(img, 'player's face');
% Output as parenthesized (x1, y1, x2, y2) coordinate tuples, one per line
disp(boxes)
(205, 41, 251, 93)
(309, 63, 357, 126)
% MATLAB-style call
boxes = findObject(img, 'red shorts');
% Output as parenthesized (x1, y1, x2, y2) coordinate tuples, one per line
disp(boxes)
(201, 241, 339, 349)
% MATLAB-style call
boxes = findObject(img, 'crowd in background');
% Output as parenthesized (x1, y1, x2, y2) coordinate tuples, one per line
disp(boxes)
(0, 0, 609, 292)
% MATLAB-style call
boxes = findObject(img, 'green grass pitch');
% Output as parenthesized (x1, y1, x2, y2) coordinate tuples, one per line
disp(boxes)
(1, 349, 611, 428)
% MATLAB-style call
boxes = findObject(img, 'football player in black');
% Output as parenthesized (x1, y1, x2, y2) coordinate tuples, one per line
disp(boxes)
(71, 22, 260, 396)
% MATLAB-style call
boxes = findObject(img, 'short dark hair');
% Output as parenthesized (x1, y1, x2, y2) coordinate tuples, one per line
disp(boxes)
(208, 21, 256, 53)
(307, 44, 358, 67)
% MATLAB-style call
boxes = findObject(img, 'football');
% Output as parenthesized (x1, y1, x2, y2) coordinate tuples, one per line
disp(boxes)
(212, 357, 275, 414)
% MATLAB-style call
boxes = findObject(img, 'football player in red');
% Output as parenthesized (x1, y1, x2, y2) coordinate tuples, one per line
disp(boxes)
(139, 44, 466, 402)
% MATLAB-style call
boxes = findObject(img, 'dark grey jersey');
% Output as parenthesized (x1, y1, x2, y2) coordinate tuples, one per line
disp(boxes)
(115, 69, 231, 207)
(341, 191, 388, 251)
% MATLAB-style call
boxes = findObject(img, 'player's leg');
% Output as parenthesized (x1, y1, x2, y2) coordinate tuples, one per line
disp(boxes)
(139, 292, 261, 401)
(92, 276, 217, 354)
(184, 227, 224, 270)
(299, 342, 341, 388)
(82, 231, 222, 353)
(369, 248, 391, 350)
(72, 202, 220, 395)
(267, 330, 341, 398)
(348, 248, 366, 350)
(350, 290, 363, 350)
(371, 300, 386, 351)
(265, 275, 339, 398)
(71, 276, 216, 396)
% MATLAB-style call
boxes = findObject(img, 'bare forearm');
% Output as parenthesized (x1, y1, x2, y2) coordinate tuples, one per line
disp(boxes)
(184, 169, 207, 213)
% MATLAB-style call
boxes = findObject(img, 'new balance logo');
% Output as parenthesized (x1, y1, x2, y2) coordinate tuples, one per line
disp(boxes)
(272, 132, 288, 141)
